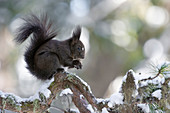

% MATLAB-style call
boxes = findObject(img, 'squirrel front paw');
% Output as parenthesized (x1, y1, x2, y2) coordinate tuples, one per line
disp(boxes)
(73, 60, 82, 69)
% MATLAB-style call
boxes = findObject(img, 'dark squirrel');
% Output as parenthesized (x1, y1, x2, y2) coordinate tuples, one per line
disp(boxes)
(15, 14, 85, 80)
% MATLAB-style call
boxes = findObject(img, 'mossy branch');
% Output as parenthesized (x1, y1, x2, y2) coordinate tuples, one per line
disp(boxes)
(0, 65, 169, 113)
(0, 72, 106, 112)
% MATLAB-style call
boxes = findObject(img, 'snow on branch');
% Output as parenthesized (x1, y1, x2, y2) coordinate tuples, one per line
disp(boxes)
(0, 62, 170, 113)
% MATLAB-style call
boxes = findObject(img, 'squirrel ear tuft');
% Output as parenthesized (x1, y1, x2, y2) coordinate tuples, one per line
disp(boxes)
(70, 26, 81, 46)
(72, 26, 81, 41)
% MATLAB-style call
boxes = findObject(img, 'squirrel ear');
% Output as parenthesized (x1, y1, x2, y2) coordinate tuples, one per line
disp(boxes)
(71, 26, 81, 43)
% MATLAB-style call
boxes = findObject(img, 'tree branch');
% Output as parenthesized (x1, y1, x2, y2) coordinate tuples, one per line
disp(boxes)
(0, 69, 169, 113)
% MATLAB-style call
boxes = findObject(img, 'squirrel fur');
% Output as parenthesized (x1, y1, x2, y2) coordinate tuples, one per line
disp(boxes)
(15, 14, 85, 80)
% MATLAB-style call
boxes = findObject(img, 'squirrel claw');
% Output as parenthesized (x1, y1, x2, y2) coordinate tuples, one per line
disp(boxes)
(74, 64, 82, 69)
(57, 68, 65, 73)
(73, 60, 82, 69)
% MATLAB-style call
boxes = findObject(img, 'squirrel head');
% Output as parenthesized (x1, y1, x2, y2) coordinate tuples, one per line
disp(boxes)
(70, 26, 85, 59)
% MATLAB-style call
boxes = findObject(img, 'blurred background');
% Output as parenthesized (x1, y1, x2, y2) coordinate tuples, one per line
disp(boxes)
(0, 0, 170, 99)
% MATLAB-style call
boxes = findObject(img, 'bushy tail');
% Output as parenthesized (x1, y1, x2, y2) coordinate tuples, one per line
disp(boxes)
(15, 14, 57, 74)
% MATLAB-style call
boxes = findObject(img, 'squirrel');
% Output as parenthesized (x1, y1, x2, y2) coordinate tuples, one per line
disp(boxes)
(15, 14, 85, 80)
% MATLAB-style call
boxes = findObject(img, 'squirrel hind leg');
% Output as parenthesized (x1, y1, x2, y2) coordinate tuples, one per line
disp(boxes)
(47, 70, 56, 80)
(47, 68, 64, 80)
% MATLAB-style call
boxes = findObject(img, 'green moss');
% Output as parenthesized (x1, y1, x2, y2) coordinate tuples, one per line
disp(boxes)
(15, 104, 21, 112)
(6, 95, 16, 106)
(2, 98, 6, 110)
(21, 102, 33, 110)
(149, 102, 165, 113)
(49, 81, 55, 88)
(33, 99, 40, 113)
(65, 74, 75, 82)
(39, 92, 46, 102)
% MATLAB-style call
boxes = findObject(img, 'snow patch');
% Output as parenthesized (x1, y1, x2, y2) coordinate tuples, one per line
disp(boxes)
(108, 93, 123, 107)
(26, 78, 54, 102)
(152, 90, 162, 100)
(166, 102, 170, 109)
(60, 88, 73, 96)
(80, 94, 84, 100)
(122, 69, 136, 82)
(70, 108, 80, 113)
(102, 107, 109, 113)
(168, 81, 170, 87)
(138, 104, 150, 113)
(139, 76, 164, 88)
(0, 90, 23, 104)
(86, 104, 94, 113)
(164, 74, 170, 78)
(96, 98, 105, 103)
(0, 78, 54, 104)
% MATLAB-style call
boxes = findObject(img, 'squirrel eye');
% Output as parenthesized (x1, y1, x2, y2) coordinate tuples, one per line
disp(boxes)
(77, 47, 81, 51)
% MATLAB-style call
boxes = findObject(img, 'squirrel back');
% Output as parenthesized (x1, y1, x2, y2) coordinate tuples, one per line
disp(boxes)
(15, 14, 57, 78)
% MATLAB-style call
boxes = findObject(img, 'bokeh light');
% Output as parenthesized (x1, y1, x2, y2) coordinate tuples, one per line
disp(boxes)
(145, 6, 169, 27)
(70, 0, 90, 17)
(143, 38, 164, 59)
